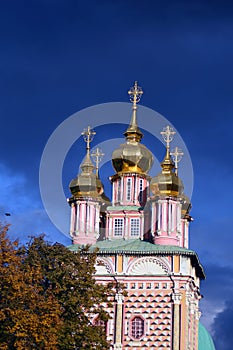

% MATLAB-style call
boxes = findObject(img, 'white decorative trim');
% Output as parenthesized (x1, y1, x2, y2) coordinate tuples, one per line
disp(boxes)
(95, 257, 114, 275)
(127, 257, 170, 275)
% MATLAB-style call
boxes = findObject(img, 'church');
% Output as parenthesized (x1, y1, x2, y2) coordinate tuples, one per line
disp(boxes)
(67, 82, 216, 350)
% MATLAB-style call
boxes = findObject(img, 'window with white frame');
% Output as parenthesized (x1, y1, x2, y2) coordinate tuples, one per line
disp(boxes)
(117, 179, 121, 202)
(126, 178, 132, 201)
(114, 218, 123, 236)
(130, 218, 140, 236)
(139, 178, 143, 202)
(131, 316, 145, 339)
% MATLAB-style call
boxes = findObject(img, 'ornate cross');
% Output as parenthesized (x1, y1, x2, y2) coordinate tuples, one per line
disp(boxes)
(171, 146, 184, 175)
(91, 147, 104, 176)
(128, 81, 143, 108)
(81, 126, 96, 150)
(160, 125, 176, 149)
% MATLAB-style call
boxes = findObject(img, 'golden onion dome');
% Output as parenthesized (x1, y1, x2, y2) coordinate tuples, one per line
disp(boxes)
(150, 125, 185, 197)
(112, 81, 153, 174)
(69, 126, 102, 200)
(150, 148, 184, 197)
(69, 152, 101, 199)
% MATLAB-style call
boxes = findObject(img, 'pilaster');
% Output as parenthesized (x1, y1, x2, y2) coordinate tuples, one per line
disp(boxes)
(172, 292, 182, 350)
(114, 293, 124, 349)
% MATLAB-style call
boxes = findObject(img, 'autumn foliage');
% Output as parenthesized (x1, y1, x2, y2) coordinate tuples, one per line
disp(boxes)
(0, 225, 111, 349)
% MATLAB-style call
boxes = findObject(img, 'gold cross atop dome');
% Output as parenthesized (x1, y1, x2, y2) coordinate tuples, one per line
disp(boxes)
(91, 147, 105, 177)
(81, 126, 96, 150)
(128, 81, 143, 109)
(171, 146, 184, 175)
(160, 125, 176, 149)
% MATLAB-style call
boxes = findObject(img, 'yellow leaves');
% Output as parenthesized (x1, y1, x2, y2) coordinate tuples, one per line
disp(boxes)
(0, 226, 61, 349)
(0, 228, 111, 349)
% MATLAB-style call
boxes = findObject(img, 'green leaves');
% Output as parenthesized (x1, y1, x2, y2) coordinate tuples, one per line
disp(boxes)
(0, 226, 111, 349)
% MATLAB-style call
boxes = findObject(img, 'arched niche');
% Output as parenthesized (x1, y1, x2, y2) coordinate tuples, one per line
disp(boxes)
(95, 257, 114, 275)
(127, 257, 170, 275)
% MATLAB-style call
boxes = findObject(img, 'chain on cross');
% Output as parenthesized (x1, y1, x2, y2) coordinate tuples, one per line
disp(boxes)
(128, 81, 143, 108)
(171, 146, 184, 175)
(81, 126, 96, 150)
(160, 125, 176, 149)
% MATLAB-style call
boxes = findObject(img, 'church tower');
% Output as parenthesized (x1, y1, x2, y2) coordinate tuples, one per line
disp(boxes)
(68, 83, 216, 350)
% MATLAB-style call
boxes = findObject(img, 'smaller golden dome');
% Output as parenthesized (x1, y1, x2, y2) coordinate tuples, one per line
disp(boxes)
(150, 129, 184, 197)
(69, 152, 101, 199)
(69, 126, 102, 200)
(150, 171, 184, 197)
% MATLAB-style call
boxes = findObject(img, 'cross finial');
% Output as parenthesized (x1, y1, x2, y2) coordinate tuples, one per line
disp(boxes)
(128, 81, 143, 109)
(81, 126, 96, 150)
(171, 146, 184, 175)
(91, 147, 104, 177)
(160, 125, 176, 149)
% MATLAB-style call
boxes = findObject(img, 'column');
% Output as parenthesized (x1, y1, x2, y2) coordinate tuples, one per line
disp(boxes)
(95, 204, 99, 233)
(69, 202, 75, 235)
(114, 293, 124, 350)
(157, 201, 161, 233)
(151, 201, 155, 235)
(172, 292, 182, 350)
(75, 202, 80, 233)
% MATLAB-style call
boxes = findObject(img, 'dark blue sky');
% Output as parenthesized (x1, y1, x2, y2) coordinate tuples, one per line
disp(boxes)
(1, 1, 233, 347)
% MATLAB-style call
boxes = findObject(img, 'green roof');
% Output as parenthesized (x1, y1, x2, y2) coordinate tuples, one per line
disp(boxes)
(106, 205, 143, 211)
(198, 322, 216, 350)
(67, 239, 205, 278)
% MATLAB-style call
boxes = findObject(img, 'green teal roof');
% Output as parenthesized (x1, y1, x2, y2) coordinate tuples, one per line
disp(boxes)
(67, 239, 205, 278)
(198, 322, 216, 350)
(106, 205, 143, 211)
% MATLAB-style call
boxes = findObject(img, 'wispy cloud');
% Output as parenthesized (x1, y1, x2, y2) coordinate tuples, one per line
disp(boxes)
(0, 162, 70, 245)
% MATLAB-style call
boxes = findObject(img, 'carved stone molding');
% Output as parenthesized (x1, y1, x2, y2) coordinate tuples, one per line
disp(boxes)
(128, 257, 170, 275)
(95, 257, 113, 275)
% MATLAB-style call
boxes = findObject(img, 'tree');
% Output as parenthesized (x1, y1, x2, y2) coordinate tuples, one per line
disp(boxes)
(0, 225, 61, 349)
(25, 236, 111, 349)
(0, 225, 112, 349)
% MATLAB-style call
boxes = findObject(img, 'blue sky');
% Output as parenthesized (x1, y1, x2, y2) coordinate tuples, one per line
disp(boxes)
(1, 1, 233, 348)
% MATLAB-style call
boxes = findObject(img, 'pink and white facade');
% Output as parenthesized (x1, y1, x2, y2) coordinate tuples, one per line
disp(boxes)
(68, 83, 214, 350)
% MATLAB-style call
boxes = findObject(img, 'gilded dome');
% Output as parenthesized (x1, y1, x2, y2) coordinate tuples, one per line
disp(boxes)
(112, 140, 153, 174)
(112, 81, 153, 174)
(150, 148, 184, 197)
(69, 152, 101, 199)
(70, 126, 102, 199)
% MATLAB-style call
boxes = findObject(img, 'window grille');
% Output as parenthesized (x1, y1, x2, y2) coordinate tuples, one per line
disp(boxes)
(117, 179, 121, 202)
(139, 179, 143, 202)
(126, 178, 132, 201)
(114, 218, 123, 236)
(130, 218, 140, 236)
(131, 316, 144, 339)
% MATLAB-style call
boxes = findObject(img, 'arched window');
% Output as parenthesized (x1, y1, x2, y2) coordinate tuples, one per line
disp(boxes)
(131, 316, 145, 339)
